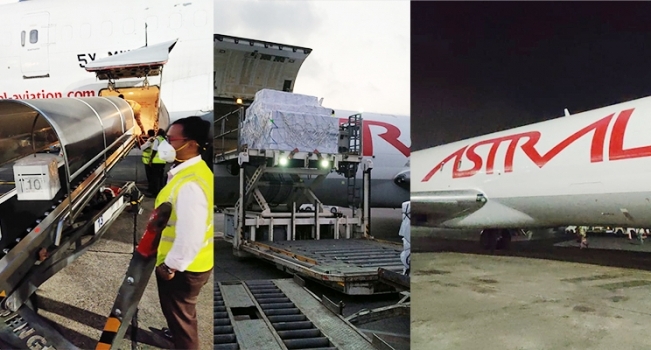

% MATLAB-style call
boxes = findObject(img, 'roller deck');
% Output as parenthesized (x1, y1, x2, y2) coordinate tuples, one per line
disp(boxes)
(214, 277, 376, 350)
(241, 239, 404, 295)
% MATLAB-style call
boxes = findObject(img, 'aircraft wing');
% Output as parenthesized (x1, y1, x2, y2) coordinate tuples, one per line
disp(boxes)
(411, 189, 487, 226)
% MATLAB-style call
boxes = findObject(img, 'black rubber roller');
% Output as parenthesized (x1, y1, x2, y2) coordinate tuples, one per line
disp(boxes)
(214, 334, 237, 343)
(283, 337, 331, 349)
(259, 302, 296, 309)
(267, 315, 307, 323)
(272, 321, 314, 331)
(254, 297, 291, 303)
(214, 325, 234, 334)
(214, 318, 231, 326)
(264, 308, 302, 316)
(276, 329, 322, 339)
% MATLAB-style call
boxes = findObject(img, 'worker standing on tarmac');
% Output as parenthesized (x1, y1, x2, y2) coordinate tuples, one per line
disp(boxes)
(399, 201, 411, 275)
(148, 129, 167, 197)
(578, 226, 588, 249)
(118, 93, 145, 135)
(153, 116, 213, 349)
(138, 129, 156, 195)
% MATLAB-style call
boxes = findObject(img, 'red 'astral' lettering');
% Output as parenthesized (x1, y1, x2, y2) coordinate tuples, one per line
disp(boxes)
(422, 108, 646, 182)
(609, 109, 651, 160)
(339, 118, 410, 158)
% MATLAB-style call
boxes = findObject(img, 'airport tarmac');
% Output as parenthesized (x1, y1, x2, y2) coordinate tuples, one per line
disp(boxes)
(27, 155, 409, 348)
(412, 252, 651, 350)
(30, 156, 212, 349)
(412, 225, 651, 350)
(214, 204, 410, 349)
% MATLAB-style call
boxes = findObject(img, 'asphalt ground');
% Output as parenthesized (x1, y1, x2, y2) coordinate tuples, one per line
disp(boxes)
(32, 155, 212, 349)
(412, 225, 651, 350)
(214, 204, 410, 349)
(26, 154, 408, 349)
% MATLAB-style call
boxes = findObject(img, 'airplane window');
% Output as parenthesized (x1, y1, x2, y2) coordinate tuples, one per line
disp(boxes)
(21, 30, 25, 47)
(29, 30, 38, 44)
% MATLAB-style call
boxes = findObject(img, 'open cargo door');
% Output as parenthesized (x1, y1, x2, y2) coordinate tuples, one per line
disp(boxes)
(85, 39, 177, 135)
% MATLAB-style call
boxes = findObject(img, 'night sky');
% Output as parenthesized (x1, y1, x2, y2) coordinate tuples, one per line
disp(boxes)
(412, 2, 651, 151)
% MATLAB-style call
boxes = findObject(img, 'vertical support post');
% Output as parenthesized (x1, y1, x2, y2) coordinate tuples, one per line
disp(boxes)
(237, 106, 244, 153)
(334, 217, 340, 239)
(270, 217, 274, 242)
(291, 201, 296, 240)
(315, 200, 320, 240)
(362, 159, 373, 238)
(236, 152, 247, 249)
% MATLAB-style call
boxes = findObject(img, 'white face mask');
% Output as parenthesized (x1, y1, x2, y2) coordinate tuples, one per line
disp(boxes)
(157, 140, 177, 163)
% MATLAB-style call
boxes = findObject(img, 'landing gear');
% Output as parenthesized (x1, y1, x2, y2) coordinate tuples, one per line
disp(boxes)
(480, 229, 512, 253)
(496, 229, 511, 250)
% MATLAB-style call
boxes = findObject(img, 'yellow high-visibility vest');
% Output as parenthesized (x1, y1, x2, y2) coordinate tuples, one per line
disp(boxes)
(141, 141, 153, 164)
(151, 135, 167, 164)
(154, 159, 213, 272)
(127, 99, 141, 117)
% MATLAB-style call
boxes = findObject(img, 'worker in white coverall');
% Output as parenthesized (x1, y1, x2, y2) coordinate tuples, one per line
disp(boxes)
(578, 226, 588, 249)
(399, 201, 411, 275)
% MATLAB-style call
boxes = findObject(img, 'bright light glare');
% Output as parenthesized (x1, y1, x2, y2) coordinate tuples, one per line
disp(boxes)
(279, 157, 288, 166)
(320, 159, 330, 168)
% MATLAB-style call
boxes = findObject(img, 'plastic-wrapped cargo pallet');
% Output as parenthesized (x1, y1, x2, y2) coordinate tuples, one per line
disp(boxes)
(240, 89, 339, 153)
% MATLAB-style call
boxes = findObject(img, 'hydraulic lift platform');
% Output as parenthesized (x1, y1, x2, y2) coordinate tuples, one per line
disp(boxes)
(217, 108, 406, 295)
(240, 239, 404, 295)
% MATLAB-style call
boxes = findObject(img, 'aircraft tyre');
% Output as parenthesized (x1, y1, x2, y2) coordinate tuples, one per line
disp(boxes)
(496, 229, 511, 250)
(480, 229, 498, 252)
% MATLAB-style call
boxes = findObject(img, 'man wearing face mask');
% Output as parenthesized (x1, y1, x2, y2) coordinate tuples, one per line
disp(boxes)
(152, 116, 213, 349)
(149, 129, 167, 197)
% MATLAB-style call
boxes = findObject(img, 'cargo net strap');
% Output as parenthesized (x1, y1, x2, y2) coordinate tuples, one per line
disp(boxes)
(241, 111, 339, 153)
(239, 99, 340, 154)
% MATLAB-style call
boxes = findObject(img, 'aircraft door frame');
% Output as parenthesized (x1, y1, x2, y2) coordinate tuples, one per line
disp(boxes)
(20, 12, 50, 79)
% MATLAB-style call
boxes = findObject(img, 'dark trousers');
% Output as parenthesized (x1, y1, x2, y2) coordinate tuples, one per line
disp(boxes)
(151, 164, 166, 195)
(144, 164, 153, 192)
(156, 268, 212, 349)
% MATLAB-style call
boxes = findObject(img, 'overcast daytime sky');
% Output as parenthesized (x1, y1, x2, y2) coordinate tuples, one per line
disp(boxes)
(214, 0, 410, 116)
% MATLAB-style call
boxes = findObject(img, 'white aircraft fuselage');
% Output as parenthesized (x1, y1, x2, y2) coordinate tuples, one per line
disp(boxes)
(412, 95, 651, 229)
(0, 0, 213, 122)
